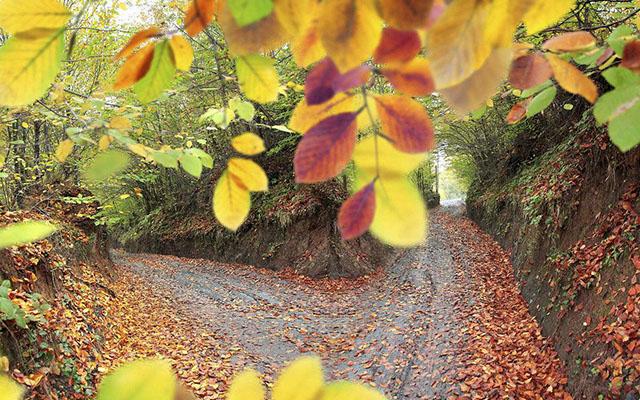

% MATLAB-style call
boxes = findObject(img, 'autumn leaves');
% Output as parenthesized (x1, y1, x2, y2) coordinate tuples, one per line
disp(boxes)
(0, 0, 71, 106)
(4, 0, 634, 246)
(113, 22, 195, 104)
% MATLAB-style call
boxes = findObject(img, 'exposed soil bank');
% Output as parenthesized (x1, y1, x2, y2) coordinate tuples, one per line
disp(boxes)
(122, 181, 393, 278)
(467, 114, 640, 398)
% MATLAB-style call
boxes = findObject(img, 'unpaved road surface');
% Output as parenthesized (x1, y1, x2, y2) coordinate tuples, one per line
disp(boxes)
(110, 207, 571, 399)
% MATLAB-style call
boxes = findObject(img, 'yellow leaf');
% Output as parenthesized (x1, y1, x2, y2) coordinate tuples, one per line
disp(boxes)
(291, 21, 326, 67)
(236, 54, 279, 104)
(119, 194, 131, 200)
(98, 135, 114, 151)
(218, 1, 289, 56)
(273, 0, 316, 36)
(109, 116, 132, 130)
(272, 357, 324, 400)
(353, 135, 426, 181)
(357, 174, 427, 247)
(440, 47, 512, 115)
(0, 30, 64, 107)
(546, 54, 598, 103)
(426, 0, 496, 89)
(318, 381, 386, 400)
(213, 170, 251, 231)
(523, 0, 576, 35)
(0, 374, 23, 400)
(20, 122, 29, 129)
(0, 0, 71, 35)
(227, 369, 264, 400)
(128, 143, 150, 158)
(96, 359, 176, 400)
(289, 93, 358, 134)
(318, 0, 383, 72)
(228, 158, 268, 192)
(55, 139, 74, 163)
(0, 356, 9, 372)
(231, 132, 266, 156)
(170, 35, 194, 71)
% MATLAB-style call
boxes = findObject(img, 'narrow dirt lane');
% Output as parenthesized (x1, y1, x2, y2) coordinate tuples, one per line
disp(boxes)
(105, 207, 572, 399)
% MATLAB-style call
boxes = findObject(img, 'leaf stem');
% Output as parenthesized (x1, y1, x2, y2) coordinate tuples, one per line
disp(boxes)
(361, 87, 381, 180)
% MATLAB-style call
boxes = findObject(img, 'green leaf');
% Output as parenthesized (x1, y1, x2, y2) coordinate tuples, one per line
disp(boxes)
(134, 40, 176, 104)
(594, 84, 639, 124)
(602, 67, 640, 89)
(97, 359, 176, 400)
(187, 148, 213, 169)
(469, 104, 487, 120)
(607, 25, 634, 56)
(0, 298, 17, 319)
(82, 150, 131, 182)
(180, 153, 202, 178)
(608, 99, 640, 152)
(520, 80, 553, 98)
(151, 152, 179, 169)
(228, 0, 273, 27)
(526, 86, 557, 117)
(0, 29, 65, 107)
(573, 48, 604, 66)
(235, 101, 256, 121)
(0, 221, 58, 249)
(14, 311, 27, 328)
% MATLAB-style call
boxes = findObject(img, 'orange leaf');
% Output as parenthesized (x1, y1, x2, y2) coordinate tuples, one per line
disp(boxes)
(381, 58, 435, 97)
(218, 0, 289, 56)
(184, 0, 219, 37)
(113, 43, 156, 90)
(506, 99, 531, 124)
(115, 27, 161, 61)
(376, 0, 434, 30)
(373, 27, 421, 65)
(294, 112, 358, 183)
(374, 95, 434, 153)
(546, 54, 598, 104)
(542, 31, 596, 53)
(509, 53, 552, 90)
(292, 21, 325, 67)
(338, 181, 376, 240)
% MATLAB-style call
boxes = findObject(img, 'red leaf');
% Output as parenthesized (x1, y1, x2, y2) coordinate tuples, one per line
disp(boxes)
(294, 112, 358, 183)
(338, 182, 376, 240)
(374, 95, 434, 153)
(333, 65, 371, 93)
(305, 58, 339, 105)
(381, 58, 435, 96)
(621, 40, 640, 71)
(509, 53, 553, 90)
(305, 58, 371, 105)
(373, 27, 421, 65)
